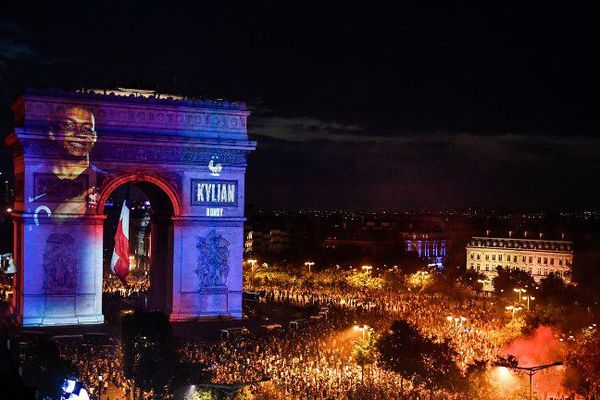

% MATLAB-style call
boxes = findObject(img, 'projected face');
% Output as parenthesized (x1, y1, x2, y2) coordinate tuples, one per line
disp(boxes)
(28, 105, 107, 221)
(51, 107, 97, 158)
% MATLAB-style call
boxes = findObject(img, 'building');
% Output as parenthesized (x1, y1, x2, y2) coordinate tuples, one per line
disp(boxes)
(465, 233, 573, 286)
(244, 229, 290, 256)
(401, 232, 447, 268)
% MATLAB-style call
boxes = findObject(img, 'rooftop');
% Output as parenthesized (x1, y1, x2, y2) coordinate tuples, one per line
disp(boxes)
(468, 236, 573, 252)
(22, 87, 247, 111)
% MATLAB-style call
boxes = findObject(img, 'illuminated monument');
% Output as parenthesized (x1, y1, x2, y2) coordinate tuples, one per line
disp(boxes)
(5, 89, 256, 327)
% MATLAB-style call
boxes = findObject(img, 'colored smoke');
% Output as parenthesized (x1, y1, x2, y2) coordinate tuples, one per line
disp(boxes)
(501, 326, 568, 397)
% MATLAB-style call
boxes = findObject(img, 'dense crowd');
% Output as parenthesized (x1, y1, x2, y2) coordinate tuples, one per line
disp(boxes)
(254, 286, 506, 370)
(103, 273, 151, 298)
(176, 285, 514, 399)
(56, 337, 153, 400)
(36, 278, 522, 399)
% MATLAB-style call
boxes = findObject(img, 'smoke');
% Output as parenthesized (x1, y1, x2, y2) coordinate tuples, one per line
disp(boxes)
(501, 326, 568, 398)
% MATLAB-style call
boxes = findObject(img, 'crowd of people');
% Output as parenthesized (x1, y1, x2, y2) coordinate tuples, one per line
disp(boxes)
(25, 274, 523, 399)
(103, 273, 151, 298)
(255, 285, 506, 370)
(55, 336, 153, 400)
(176, 283, 517, 399)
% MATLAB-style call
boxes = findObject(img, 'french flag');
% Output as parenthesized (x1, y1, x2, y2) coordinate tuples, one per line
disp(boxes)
(110, 200, 130, 285)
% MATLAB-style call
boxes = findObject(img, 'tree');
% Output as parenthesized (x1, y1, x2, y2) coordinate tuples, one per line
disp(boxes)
(492, 266, 536, 296)
(456, 268, 487, 293)
(352, 333, 377, 385)
(376, 320, 429, 394)
(377, 320, 464, 397)
(564, 330, 600, 398)
(419, 340, 464, 395)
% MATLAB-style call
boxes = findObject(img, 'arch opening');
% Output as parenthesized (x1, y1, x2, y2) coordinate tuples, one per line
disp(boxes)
(101, 180, 175, 319)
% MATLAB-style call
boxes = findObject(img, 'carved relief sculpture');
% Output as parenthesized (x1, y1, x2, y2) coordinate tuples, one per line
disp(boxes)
(195, 230, 230, 288)
(42, 233, 78, 294)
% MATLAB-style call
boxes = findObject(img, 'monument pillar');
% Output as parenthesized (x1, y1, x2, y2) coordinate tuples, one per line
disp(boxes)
(170, 216, 244, 320)
(16, 213, 105, 327)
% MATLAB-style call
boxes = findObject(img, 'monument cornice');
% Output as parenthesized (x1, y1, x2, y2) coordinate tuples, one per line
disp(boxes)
(15, 94, 250, 136)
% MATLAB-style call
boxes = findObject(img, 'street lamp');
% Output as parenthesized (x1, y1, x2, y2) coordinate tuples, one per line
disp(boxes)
(505, 305, 522, 319)
(305, 261, 315, 274)
(361, 265, 373, 274)
(511, 362, 563, 400)
(354, 324, 369, 339)
(514, 287, 526, 302)
(522, 295, 535, 311)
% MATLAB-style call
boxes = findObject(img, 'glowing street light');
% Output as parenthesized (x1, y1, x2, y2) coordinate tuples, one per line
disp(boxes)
(305, 261, 315, 274)
(522, 295, 535, 311)
(508, 361, 563, 400)
(514, 287, 527, 302)
(361, 265, 373, 274)
(354, 324, 370, 339)
(505, 305, 523, 319)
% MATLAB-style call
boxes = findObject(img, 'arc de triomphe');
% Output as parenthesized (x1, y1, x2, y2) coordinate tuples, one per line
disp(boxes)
(5, 89, 256, 327)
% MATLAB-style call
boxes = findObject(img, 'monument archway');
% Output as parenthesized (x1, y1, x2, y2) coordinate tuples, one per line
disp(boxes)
(100, 178, 176, 315)
(5, 89, 256, 327)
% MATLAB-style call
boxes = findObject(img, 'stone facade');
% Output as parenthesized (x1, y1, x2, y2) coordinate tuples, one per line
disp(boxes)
(465, 235, 573, 290)
(6, 89, 256, 327)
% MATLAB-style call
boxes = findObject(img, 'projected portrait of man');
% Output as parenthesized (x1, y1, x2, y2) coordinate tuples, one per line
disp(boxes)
(40, 105, 107, 215)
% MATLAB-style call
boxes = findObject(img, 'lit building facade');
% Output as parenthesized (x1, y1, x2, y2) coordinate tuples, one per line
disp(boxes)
(465, 235, 573, 286)
(402, 232, 447, 268)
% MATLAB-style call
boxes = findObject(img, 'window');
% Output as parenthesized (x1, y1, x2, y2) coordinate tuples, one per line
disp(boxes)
(559, 258, 563, 266)
(470, 264, 474, 270)
(528, 268, 532, 275)
(477, 264, 480, 271)
(470, 253, 474, 260)
(513, 255, 517, 262)
(477, 254, 481, 260)
(522, 256, 526, 262)
(550, 258, 554, 265)
(529, 256, 533, 263)
(485, 254, 489, 261)
(544, 257, 548, 264)
(537, 257, 541, 264)
(486, 266, 489, 271)
(544, 268, 548, 275)
(537, 268, 541, 275)
(492, 254, 496, 261)
(499, 255, 503, 261)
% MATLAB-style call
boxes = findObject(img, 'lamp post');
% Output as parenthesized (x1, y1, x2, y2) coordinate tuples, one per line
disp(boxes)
(305, 261, 315, 274)
(361, 265, 373, 274)
(354, 324, 369, 339)
(511, 362, 563, 400)
(505, 305, 522, 319)
(514, 287, 527, 303)
(522, 295, 535, 311)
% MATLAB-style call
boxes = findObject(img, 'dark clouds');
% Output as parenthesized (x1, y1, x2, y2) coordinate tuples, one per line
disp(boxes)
(247, 116, 600, 210)
(1, 1, 600, 210)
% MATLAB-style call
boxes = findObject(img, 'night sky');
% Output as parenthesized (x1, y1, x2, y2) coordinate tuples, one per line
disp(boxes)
(1, 2, 599, 211)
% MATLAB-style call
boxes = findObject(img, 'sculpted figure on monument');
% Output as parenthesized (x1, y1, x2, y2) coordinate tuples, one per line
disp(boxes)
(42, 233, 78, 294)
(195, 230, 230, 288)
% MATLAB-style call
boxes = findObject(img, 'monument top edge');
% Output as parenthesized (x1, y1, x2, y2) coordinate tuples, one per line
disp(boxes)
(19, 87, 248, 112)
